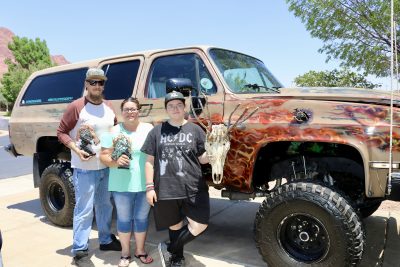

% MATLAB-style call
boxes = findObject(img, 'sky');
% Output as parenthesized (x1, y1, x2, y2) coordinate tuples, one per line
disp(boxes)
(0, 0, 391, 88)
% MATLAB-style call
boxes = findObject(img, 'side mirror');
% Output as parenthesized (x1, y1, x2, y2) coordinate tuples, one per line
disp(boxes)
(166, 78, 193, 97)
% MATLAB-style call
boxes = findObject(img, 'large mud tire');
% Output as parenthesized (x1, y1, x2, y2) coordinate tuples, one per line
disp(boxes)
(39, 163, 75, 227)
(254, 182, 364, 266)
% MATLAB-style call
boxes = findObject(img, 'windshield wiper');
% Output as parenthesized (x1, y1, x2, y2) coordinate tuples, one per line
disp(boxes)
(244, 84, 280, 93)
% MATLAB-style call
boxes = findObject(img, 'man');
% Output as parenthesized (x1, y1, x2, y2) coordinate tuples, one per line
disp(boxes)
(57, 68, 121, 266)
(141, 91, 210, 267)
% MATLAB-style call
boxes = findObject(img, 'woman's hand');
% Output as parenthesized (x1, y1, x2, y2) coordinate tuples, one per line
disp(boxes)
(117, 154, 130, 168)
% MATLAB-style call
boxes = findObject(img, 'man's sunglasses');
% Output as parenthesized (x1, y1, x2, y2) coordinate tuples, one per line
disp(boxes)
(87, 80, 105, 86)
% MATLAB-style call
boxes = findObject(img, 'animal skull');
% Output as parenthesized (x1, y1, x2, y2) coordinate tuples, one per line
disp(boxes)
(205, 124, 231, 184)
(190, 93, 259, 185)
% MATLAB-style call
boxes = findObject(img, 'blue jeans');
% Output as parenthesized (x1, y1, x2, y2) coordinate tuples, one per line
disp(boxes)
(113, 191, 150, 233)
(72, 168, 113, 255)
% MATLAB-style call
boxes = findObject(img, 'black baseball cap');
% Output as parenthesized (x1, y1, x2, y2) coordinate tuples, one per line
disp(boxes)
(164, 91, 185, 107)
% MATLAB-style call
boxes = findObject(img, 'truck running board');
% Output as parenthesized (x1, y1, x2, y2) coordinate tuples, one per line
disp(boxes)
(221, 189, 269, 200)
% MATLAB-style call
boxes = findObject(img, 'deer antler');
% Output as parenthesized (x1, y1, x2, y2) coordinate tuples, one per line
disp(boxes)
(189, 90, 212, 132)
(226, 104, 259, 134)
(190, 94, 259, 185)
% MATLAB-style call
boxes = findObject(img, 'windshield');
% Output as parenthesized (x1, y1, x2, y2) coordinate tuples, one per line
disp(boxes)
(209, 48, 283, 93)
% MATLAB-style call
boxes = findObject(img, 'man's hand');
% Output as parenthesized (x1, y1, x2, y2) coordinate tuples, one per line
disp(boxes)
(77, 149, 93, 161)
(146, 190, 157, 206)
(67, 141, 93, 161)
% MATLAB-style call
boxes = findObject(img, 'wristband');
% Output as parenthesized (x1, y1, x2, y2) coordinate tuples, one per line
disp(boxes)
(146, 187, 155, 192)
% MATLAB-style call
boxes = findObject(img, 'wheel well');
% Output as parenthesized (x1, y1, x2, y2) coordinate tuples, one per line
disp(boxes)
(36, 136, 70, 160)
(33, 137, 70, 187)
(253, 141, 365, 199)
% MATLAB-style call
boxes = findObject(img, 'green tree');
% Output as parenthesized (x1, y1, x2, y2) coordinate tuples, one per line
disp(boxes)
(0, 36, 53, 107)
(294, 68, 380, 89)
(286, 0, 400, 77)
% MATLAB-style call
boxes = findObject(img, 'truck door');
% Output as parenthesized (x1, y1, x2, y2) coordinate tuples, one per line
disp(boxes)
(137, 50, 225, 126)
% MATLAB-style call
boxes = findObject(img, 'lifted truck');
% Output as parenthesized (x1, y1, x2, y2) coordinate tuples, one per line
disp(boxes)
(6, 45, 400, 266)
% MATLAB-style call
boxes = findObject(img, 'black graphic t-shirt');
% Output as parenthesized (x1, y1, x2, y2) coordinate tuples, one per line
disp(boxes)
(141, 121, 207, 200)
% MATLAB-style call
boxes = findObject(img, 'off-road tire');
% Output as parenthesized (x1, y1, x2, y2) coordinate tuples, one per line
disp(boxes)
(254, 181, 364, 266)
(39, 163, 75, 227)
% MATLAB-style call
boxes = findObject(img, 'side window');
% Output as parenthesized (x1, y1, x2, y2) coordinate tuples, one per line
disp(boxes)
(21, 68, 87, 106)
(102, 60, 140, 100)
(147, 53, 216, 98)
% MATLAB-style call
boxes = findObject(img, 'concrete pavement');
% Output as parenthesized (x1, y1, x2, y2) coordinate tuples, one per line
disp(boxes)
(1, 175, 400, 266)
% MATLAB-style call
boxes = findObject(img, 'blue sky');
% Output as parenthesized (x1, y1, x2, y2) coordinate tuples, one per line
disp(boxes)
(0, 0, 389, 87)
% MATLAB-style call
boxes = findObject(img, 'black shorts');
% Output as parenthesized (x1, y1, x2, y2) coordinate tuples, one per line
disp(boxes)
(153, 191, 210, 230)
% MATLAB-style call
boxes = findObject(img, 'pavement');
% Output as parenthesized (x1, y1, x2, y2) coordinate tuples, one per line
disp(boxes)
(1, 175, 400, 267)
(0, 113, 9, 136)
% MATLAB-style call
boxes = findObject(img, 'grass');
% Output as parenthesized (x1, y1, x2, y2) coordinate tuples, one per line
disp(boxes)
(0, 110, 11, 117)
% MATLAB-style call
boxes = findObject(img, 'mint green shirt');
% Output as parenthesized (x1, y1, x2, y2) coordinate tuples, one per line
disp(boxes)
(101, 122, 153, 192)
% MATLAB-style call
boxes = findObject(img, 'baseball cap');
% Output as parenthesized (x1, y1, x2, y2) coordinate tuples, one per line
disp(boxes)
(165, 91, 186, 107)
(86, 68, 107, 81)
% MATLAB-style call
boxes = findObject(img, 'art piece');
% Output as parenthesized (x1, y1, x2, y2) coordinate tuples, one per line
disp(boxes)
(77, 125, 98, 157)
(111, 133, 132, 169)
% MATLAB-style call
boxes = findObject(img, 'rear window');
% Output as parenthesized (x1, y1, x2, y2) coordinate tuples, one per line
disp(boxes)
(102, 60, 140, 100)
(21, 68, 87, 106)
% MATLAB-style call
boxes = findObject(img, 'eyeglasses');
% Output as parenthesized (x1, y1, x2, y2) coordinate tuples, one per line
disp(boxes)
(122, 108, 140, 113)
(87, 80, 105, 86)
(166, 104, 185, 110)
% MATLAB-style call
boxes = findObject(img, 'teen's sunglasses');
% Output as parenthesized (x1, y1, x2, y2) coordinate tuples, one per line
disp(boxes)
(87, 80, 105, 86)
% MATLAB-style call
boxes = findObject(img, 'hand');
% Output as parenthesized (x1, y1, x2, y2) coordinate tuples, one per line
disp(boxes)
(117, 154, 130, 167)
(146, 190, 157, 206)
(207, 153, 215, 162)
(77, 149, 93, 161)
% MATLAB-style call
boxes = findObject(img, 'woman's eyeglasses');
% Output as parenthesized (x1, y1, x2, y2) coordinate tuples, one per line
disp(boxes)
(122, 108, 140, 113)
(87, 80, 105, 86)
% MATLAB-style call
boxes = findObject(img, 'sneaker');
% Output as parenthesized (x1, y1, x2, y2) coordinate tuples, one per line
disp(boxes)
(158, 242, 172, 267)
(171, 256, 185, 267)
(99, 234, 122, 251)
(74, 249, 88, 260)
(73, 250, 95, 267)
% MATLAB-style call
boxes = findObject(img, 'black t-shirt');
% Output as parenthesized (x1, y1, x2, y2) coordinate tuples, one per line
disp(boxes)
(141, 121, 207, 200)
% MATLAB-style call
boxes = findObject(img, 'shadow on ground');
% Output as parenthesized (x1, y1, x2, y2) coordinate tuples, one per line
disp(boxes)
(7, 196, 400, 266)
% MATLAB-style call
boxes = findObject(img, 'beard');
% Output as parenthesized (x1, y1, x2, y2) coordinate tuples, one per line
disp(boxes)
(87, 92, 104, 103)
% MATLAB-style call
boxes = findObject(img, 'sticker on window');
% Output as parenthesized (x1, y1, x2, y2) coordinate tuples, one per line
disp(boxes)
(23, 99, 42, 104)
(48, 97, 73, 103)
(200, 78, 213, 90)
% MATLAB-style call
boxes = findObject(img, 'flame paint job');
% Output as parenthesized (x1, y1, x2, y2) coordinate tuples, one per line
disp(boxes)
(208, 97, 400, 193)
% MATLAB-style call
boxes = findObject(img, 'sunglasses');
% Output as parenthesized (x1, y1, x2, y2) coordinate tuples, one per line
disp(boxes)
(87, 80, 105, 86)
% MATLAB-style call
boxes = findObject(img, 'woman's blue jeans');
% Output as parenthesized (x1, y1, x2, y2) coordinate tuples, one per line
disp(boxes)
(71, 168, 113, 255)
(112, 191, 150, 233)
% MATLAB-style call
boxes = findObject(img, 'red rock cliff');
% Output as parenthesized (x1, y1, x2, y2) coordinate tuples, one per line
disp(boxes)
(0, 27, 69, 78)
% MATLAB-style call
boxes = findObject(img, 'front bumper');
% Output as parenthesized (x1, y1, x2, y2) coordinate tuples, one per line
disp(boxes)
(4, 144, 20, 157)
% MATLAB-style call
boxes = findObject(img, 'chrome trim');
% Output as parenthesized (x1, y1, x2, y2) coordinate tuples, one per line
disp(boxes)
(370, 162, 400, 169)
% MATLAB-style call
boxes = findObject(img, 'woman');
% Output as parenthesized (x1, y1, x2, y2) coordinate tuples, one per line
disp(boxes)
(100, 98, 153, 267)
